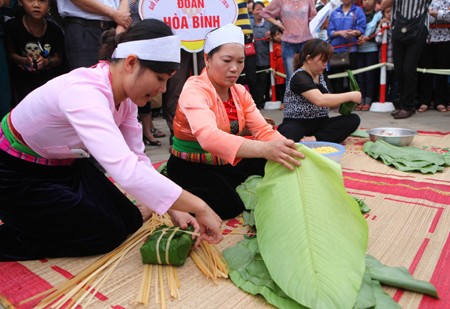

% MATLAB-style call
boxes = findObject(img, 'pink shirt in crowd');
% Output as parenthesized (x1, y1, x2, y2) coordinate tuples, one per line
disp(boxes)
(11, 62, 182, 215)
(260, 0, 317, 44)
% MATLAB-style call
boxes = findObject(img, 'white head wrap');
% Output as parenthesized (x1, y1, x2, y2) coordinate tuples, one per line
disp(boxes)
(203, 24, 245, 54)
(112, 35, 181, 63)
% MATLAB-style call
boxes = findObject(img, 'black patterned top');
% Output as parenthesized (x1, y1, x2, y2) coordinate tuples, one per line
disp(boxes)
(428, 0, 450, 43)
(283, 68, 330, 119)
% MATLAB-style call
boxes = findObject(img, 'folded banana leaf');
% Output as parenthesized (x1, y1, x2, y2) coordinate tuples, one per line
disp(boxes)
(236, 175, 262, 211)
(140, 225, 194, 266)
(354, 270, 377, 309)
(365, 255, 438, 298)
(237, 175, 263, 226)
(255, 144, 368, 309)
(351, 129, 370, 138)
(363, 140, 450, 173)
(224, 238, 307, 309)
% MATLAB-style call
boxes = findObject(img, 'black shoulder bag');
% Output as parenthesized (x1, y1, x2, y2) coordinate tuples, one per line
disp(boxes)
(329, 12, 356, 69)
(392, 10, 428, 44)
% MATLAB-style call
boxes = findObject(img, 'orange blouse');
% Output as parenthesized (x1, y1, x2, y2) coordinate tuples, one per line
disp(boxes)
(173, 68, 284, 165)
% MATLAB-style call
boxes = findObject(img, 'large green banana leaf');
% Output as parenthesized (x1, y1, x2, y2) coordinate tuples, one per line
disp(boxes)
(255, 144, 368, 309)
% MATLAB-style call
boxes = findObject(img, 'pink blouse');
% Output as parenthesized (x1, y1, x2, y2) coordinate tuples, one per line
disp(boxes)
(11, 62, 181, 215)
(261, 0, 317, 44)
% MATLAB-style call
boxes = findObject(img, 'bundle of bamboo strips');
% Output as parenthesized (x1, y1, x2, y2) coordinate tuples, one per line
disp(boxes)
(190, 241, 228, 283)
(20, 214, 171, 309)
(19, 214, 228, 308)
(135, 264, 180, 309)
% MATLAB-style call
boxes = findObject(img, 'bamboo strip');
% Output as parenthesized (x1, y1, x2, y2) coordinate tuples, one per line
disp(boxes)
(158, 265, 166, 309)
(137, 264, 152, 306)
(154, 263, 160, 305)
(166, 267, 174, 298)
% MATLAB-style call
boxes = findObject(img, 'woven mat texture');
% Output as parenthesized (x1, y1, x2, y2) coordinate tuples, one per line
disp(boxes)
(0, 131, 449, 309)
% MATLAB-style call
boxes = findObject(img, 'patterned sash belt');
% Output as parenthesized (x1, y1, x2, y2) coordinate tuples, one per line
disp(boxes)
(0, 128, 74, 166)
(170, 147, 228, 165)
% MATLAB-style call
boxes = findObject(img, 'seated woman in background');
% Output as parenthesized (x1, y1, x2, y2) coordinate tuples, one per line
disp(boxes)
(167, 24, 304, 220)
(277, 39, 361, 143)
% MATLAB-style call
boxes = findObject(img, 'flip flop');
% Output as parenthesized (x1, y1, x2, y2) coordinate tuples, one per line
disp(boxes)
(143, 136, 162, 146)
(436, 105, 447, 113)
(151, 128, 166, 138)
(417, 104, 428, 112)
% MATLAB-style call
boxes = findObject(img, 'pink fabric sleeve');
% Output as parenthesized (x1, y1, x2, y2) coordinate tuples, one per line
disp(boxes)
(59, 86, 182, 215)
(260, 0, 282, 20)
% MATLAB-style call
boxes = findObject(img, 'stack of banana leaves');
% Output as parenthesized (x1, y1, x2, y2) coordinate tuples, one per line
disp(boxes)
(225, 144, 438, 309)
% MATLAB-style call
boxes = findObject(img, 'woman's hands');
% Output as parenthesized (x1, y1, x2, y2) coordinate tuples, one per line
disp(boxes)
(335, 29, 360, 39)
(262, 139, 304, 170)
(20, 55, 45, 71)
(170, 190, 223, 246)
(357, 35, 369, 45)
(168, 209, 202, 245)
(194, 204, 223, 246)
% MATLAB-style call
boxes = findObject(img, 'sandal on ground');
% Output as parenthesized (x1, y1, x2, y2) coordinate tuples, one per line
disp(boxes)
(436, 105, 447, 113)
(355, 104, 363, 111)
(143, 136, 162, 146)
(417, 104, 428, 112)
(362, 105, 370, 111)
(151, 128, 166, 138)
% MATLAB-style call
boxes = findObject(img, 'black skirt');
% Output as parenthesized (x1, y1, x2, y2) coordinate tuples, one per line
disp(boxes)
(167, 155, 266, 220)
(0, 150, 142, 261)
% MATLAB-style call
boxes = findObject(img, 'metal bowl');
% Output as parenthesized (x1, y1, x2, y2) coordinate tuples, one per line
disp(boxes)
(367, 127, 417, 146)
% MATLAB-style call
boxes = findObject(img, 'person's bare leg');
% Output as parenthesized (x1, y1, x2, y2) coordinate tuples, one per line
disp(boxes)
(140, 114, 161, 146)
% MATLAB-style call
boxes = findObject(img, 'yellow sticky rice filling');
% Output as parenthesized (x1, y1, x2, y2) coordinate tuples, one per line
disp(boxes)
(313, 146, 339, 154)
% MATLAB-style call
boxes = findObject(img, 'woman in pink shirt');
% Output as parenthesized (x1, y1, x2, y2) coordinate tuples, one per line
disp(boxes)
(167, 24, 304, 219)
(261, 0, 317, 82)
(0, 19, 222, 261)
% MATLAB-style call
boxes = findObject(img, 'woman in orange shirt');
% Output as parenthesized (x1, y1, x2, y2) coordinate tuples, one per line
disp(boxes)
(167, 24, 304, 219)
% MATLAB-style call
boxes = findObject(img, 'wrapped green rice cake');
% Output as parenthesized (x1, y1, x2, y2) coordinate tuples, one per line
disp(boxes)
(140, 225, 195, 266)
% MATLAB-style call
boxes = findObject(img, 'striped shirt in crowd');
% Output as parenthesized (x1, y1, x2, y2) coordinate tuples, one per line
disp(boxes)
(393, 0, 432, 19)
(235, 0, 253, 35)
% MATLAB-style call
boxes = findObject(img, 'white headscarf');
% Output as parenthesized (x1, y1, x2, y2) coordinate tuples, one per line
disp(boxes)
(203, 24, 245, 54)
(112, 35, 181, 63)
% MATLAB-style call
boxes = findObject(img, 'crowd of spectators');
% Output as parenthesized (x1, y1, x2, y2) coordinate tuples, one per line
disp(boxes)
(0, 0, 448, 125)
(249, 0, 449, 118)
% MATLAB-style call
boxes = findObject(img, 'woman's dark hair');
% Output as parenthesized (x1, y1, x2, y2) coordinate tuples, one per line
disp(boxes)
(99, 18, 179, 74)
(293, 39, 333, 70)
(270, 24, 283, 37)
(253, 1, 265, 9)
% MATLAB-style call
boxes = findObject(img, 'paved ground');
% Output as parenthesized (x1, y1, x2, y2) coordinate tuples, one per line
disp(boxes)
(145, 107, 450, 163)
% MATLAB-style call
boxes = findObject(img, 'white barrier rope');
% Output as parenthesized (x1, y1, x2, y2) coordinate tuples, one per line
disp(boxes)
(328, 63, 450, 79)
(241, 63, 450, 79)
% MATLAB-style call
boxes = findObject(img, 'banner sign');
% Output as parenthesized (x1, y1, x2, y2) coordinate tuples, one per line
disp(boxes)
(140, 0, 238, 52)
